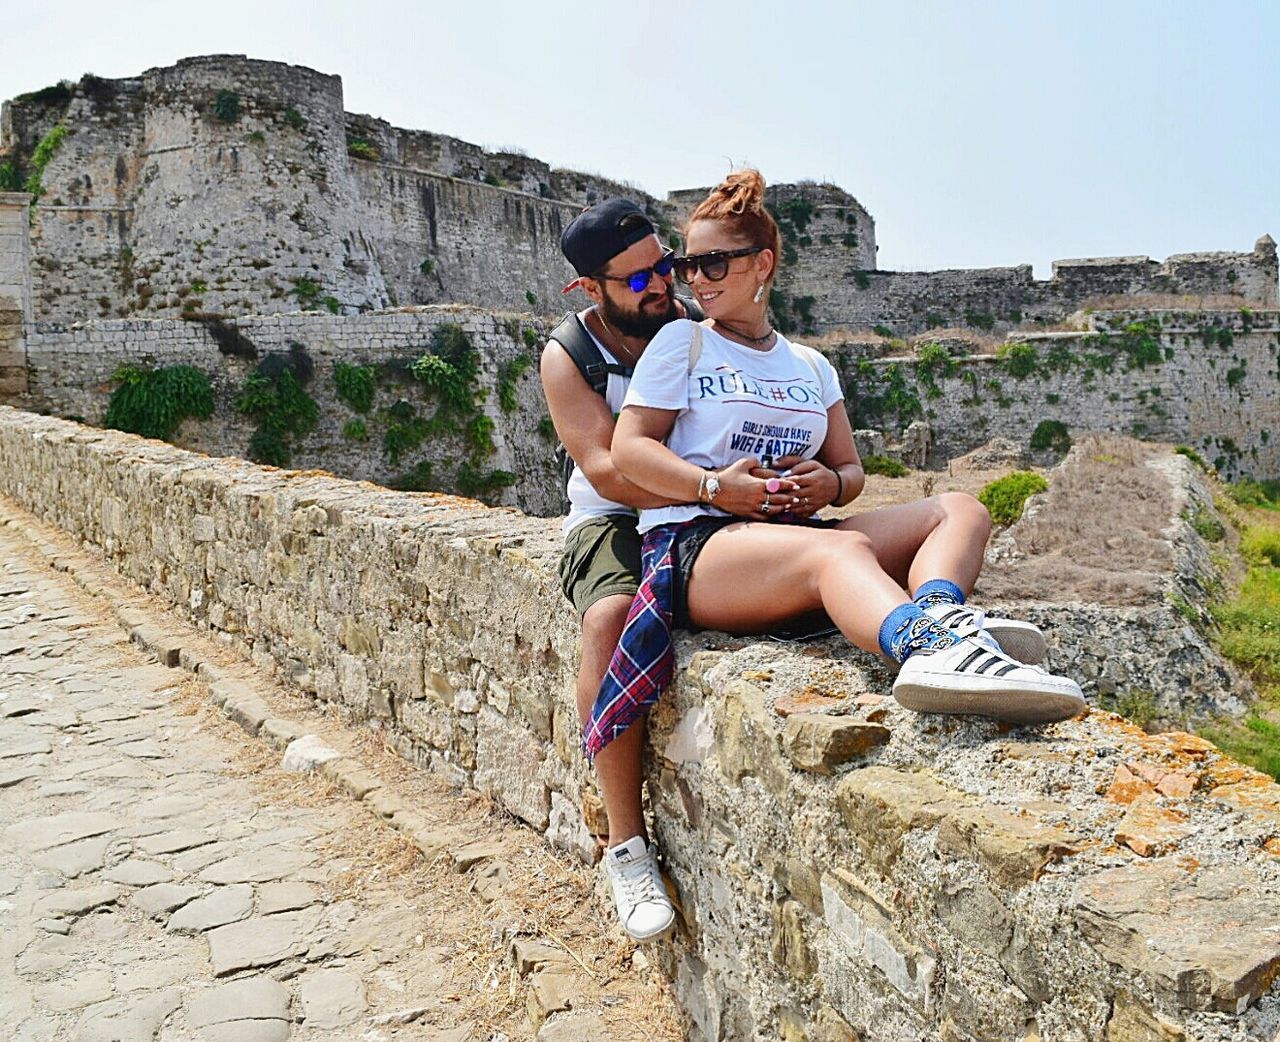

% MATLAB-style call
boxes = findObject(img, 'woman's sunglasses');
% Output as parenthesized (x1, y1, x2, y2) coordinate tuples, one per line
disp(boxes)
(673, 246, 764, 285)
(594, 250, 677, 293)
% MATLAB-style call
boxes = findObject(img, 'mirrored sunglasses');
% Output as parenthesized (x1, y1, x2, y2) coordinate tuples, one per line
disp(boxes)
(594, 250, 676, 293)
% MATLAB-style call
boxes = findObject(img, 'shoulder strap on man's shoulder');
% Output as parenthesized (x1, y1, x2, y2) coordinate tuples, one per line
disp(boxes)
(548, 310, 631, 396)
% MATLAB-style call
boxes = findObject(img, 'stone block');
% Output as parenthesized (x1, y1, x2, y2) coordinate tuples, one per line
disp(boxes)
(1075, 858, 1280, 1013)
(319, 757, 383, 800)
(770, 899, 815, 978)
(281, 734, 341, 772)
(1114, 797, 1193, 857)
(258, 717, 308, 750)
(475, 707, 550, 830)
(813, 1005, 861, 1042)
(1104, 991, 1187, 1041)
(822, 869, 934, 1011)
(936, 805, 1083, 888)
(223, 693, 271, 736)
(527, 967, 578, 1030)
(781, 714, 890, 773)
(835, 766, 972, 870)
(715, 679, 790, 800)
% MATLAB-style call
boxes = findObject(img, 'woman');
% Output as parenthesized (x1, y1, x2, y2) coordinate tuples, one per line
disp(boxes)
(586, 170, 1083, 759)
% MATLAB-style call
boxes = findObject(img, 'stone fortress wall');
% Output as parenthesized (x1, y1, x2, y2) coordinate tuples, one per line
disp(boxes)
(1, 408, 1279, 1042)
(2, 54, 1274, 338)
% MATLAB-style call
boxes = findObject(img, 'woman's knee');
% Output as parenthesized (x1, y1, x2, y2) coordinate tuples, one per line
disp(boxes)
(824, 527, 878, 564)
(938, 491, 992, 537)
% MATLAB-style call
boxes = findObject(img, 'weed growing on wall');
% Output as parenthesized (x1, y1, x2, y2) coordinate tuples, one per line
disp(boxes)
(23, 123, 69, 202)
(282, 106, 307, 131)
(978, 471, 1048, 526)
(845, 359, 922, 431)
(333, 362, 377, 414)
(1175, 445, 1210, 471)
(341, 419, 369, 442)
(0, 162, 20, 191)
(915, 342, 956, 398)
(103, 364, 215, 441)
(212, 90, 241, 123)
(999, 342, 1039, 379)
(346, 137, 379, 160)
(235, 348, 319, 467)
(496, 355, 533, 413)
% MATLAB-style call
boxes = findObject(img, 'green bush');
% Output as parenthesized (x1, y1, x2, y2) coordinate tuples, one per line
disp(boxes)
(103, 364, 214, 441)
(341, 419, 368, 442)
(978, 471, 1048, 526)
(0, 162, 20, 191)
(346, 137, 379, 160)
(333, 362, 377, 413)
(235, 352, 318, 467)
(419, 258, 434, 276)
(1030, 419, 1071, 455)
(862, 455, 908, 478)
(212, 90, 241, 123)
(999, 341, 1039, 379)
(522, 327, 539, 349)
(283, 106, 307, 131)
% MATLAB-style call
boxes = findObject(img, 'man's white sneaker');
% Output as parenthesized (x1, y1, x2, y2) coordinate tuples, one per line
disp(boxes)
(892, 635, 1085, 724)
(603, 836, 675, 942)
(922, 602, 1047, 665)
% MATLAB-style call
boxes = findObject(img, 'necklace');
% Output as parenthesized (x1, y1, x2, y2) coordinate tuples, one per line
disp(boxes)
(714, 318, 775, 345)
(594, 311, 640, 364)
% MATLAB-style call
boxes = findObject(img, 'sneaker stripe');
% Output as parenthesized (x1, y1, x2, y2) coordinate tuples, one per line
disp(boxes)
(975, 655, 1005, 674)
(957, 647, 988, 672)
(994, 662, 1021, 677)
(935, 607, 969, 627)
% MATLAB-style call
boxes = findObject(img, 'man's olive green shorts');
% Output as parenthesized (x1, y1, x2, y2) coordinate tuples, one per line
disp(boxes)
(559, 513, 642, 618)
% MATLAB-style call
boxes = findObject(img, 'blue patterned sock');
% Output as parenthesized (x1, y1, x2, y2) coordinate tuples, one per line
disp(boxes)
(913, 578, 966, 609)
(877, 603, 960, 663)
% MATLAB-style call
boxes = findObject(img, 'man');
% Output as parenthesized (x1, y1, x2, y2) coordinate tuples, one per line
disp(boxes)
(541, 199, 692, 941)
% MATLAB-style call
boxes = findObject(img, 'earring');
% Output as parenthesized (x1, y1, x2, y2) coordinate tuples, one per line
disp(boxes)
(753, 283, 764, 304)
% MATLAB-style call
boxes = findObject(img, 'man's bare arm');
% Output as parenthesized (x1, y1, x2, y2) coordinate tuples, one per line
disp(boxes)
(540, 341, 683, 509)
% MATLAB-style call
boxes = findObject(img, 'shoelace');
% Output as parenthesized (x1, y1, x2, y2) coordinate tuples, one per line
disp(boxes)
(616, 853, 665, 904)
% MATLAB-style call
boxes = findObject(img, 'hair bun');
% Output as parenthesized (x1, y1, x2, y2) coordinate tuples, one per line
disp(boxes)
(713, 169, 767, 215)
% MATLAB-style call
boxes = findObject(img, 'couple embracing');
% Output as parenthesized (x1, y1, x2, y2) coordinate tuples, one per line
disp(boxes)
(540, 170, 1084, 942)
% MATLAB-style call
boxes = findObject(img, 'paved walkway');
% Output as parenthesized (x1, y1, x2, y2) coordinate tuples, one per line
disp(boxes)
(0, 505, 676, 1041)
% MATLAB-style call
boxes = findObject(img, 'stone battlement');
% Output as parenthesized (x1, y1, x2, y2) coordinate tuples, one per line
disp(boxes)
(3, 55, 1271, 337)
(0, 407, 1277, 1041)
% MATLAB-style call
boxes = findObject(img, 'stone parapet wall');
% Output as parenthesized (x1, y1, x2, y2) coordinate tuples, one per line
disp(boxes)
(790, 237, 1278, 336)
(825, 308, 1280, 481)
(15, 306, 561, 516)
(0, 408, 1277, 1041)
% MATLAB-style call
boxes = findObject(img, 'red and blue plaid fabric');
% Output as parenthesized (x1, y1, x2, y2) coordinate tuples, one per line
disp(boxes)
(583, 523, 684, 760)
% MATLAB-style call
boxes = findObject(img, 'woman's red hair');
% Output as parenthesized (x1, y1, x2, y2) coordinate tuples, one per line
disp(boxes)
(685, 169, 783, 281)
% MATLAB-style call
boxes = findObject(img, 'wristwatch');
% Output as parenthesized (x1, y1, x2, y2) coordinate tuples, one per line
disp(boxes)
(704, 471, 721, 502)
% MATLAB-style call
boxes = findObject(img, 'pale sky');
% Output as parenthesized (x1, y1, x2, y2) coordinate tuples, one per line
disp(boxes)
(2, 0, 1276, 277)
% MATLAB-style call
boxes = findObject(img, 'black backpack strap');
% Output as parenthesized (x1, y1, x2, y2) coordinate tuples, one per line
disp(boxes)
(678, 294, 706, 322)
(548, 310, 631, 396)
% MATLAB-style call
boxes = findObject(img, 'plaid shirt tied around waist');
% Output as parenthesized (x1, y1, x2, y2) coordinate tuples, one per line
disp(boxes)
(582, 523, 684, 760)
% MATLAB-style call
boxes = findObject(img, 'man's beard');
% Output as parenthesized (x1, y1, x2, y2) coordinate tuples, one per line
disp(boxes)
(599, 287, 679, 340)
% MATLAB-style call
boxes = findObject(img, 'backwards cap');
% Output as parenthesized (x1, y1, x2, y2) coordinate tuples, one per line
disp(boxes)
(560, 198, 655, 279)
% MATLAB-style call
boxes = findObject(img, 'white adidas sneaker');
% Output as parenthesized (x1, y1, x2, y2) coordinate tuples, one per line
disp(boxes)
(923, 602, 1047, 665)
(603, 836, 675, 942)
(892, 635, 1085, 724)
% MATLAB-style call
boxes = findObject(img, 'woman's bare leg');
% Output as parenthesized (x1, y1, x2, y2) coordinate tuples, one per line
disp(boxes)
(835, 492, 991, 595)
(685, 524, 910, 652)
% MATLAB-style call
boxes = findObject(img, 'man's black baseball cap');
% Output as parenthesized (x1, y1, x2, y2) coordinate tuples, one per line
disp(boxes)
(560, 198, 656, 282)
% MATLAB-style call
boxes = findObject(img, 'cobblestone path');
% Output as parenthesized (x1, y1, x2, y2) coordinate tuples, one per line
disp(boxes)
(0, 505, 678, 1041)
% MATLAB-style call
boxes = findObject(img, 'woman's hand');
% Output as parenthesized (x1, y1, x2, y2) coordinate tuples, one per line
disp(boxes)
(768, 457, 840, 518)
(715, 457, 799, 520)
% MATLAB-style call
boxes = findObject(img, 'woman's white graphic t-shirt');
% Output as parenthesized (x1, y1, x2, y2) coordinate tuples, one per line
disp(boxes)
(622, 319, 844, 533)
(562, 316, 637, 537)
